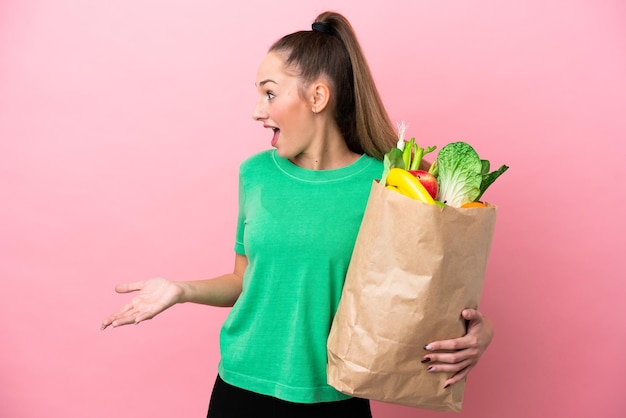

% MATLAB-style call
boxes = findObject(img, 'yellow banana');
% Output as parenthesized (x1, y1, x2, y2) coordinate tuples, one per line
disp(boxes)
(386, 184, 412, 198)
(385, 168, 436, 204)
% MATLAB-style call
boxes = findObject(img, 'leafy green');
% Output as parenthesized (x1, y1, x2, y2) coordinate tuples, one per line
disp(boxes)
(436, 142, 483, 207)
(476, 163, 509, 201)
(437, 142, 509, 206)
(380, 147, 404, 186)
(480, 160, 490, 176)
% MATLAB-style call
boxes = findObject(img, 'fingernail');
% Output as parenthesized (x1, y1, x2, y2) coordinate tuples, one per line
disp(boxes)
(424, 344, 432, 350)
(421, 357, 431, 363)
(444, 383, 450, 389)
(427, 366, 435, 372)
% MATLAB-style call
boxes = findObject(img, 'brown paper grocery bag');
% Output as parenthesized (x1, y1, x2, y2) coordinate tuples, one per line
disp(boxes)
(327, 180, 497, 412)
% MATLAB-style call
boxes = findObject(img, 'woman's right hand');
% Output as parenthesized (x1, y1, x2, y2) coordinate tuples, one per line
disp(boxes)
(100, 278, 184, 330)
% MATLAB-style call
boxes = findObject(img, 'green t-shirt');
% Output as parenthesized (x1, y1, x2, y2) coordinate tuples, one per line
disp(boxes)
(218, 149, 383, 403)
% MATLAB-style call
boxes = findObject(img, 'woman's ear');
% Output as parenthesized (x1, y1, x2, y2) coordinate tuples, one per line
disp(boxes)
(310, 81, 331, 114)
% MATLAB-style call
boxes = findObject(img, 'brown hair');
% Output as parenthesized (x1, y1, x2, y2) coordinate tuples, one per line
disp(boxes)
(269, 11, 397, 160)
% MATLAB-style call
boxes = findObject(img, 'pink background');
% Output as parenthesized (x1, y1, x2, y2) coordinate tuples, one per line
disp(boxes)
(1, 1, 625, 417)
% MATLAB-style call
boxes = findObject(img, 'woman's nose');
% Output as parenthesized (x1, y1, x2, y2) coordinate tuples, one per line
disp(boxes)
(252, 100, 267, 121)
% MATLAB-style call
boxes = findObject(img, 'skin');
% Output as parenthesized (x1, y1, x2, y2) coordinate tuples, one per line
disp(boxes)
(101, 51, 494, 389)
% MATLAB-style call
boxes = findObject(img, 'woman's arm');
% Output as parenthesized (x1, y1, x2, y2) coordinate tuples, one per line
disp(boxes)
(100, 254, 248, 330)
(178, 254, 247, 306)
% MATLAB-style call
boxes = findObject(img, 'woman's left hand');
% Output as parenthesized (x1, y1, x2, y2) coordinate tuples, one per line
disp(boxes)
(421, 309, 494, 388)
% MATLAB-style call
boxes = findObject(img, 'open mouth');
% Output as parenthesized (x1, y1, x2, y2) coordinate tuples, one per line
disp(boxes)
(270, 128, 280, 147)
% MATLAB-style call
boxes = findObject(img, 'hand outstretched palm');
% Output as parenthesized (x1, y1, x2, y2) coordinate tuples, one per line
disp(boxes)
(101, 278, 183, 330)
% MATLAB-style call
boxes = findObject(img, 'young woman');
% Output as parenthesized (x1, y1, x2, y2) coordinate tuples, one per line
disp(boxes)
(101, 11, 494, 418)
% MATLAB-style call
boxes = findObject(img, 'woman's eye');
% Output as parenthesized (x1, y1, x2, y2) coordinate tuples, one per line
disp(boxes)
(266, 91, 275, 101)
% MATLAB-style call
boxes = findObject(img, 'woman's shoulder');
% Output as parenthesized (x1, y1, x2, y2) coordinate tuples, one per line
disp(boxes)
(239, 149, 275, 170)
(359, 154, 384, 177)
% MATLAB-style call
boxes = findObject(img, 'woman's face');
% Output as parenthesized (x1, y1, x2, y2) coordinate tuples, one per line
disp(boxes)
(252, 52, 315, 159)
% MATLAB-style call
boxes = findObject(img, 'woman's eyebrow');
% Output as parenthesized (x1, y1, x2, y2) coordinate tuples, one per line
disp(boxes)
(256, 79, 278, 87)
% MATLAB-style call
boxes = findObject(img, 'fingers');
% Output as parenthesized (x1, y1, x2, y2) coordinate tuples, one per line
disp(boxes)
(424, 332, 478, 352)
(417, 308, 490, 389)
(102, 279, 172, 330)
(100, 301, 150, 330)
(100, 307, 133, 330)
(424, 308, 485, 351)
(101, 315, 136, 330)
(421, 348, 477, 389)
(462, 308, 480, 321)
(421, 352, 475, 389)
(101, 282, 145, 328)
(101, 311, 147, 330)
(423, 355, 475, 373)
(422, 345, 479, 368)
(115, 281, 145, 294)
(443, 365, 474, 388)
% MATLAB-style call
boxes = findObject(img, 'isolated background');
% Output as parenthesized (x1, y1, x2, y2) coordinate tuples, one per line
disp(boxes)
(1, 1, 624, 417)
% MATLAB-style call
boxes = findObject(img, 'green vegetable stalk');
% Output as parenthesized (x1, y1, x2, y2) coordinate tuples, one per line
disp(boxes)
(402, 137, 436, 171)
(381, 122, 438, 186)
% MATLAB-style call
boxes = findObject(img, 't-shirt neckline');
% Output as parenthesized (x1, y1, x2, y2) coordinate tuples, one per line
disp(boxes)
(271, 150, 375, 182)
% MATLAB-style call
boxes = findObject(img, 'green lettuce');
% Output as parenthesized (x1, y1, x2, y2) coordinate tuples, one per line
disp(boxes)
(437, 141, 509, 207)
(436, 142, 483, 207)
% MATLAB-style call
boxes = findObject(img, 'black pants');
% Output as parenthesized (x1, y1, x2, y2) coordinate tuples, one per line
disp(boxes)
(207, 375, 372, 418)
